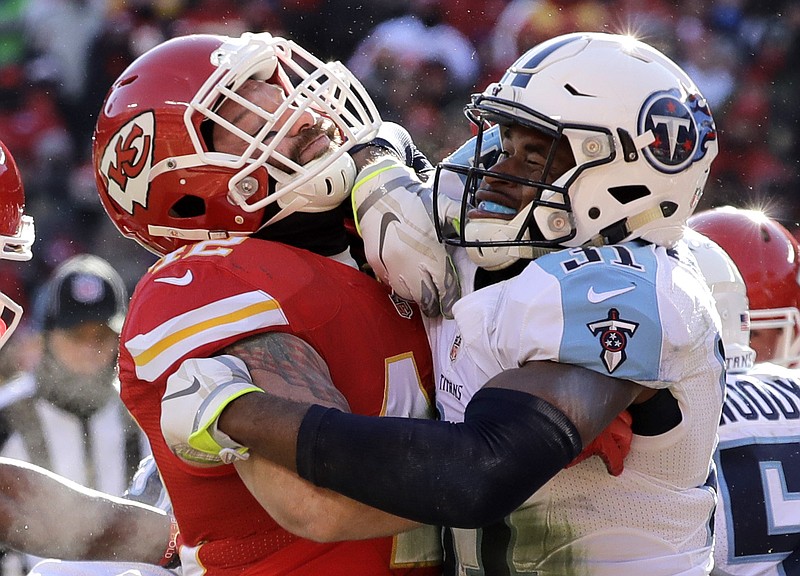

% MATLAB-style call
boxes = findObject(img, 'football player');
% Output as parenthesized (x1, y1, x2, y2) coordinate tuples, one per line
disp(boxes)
(92, 31, 444, 576)
(168, 33, 726, 575)
(688, 209, 800, 575)
(0, 141, 180, 574)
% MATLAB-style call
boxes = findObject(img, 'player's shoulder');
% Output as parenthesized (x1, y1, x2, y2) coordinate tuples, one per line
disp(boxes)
(122, 238, 295, 339)
(747, 362, 800, 380)
(533, 241, 669, 277)
(518, 242, 662, 307)
(142, 237, 319, 281)
(130, 237, 357, 310)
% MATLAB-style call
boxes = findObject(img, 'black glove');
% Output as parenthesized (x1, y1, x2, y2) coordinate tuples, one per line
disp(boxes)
(351, 122, 433, 176)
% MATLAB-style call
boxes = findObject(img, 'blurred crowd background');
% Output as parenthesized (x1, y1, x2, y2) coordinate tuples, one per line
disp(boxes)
(0, 0, 798, 331)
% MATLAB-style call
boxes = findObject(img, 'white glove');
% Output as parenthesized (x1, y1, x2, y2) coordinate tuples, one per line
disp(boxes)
(353, 159, 461, 318)
(161, 355, 263, 466)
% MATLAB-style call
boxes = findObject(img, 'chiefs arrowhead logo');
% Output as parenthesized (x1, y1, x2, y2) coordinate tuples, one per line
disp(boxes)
(99, 111, 155, 214)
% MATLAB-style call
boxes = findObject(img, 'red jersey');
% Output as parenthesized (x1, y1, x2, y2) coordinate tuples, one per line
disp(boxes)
(118, 237, 440, 576)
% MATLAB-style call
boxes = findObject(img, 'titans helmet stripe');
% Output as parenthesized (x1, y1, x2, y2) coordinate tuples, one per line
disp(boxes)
(503, 36, 583, 88)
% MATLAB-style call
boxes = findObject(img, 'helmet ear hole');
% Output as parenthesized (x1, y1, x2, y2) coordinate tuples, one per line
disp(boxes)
(608, 185, 650, 205)
(170, 195, 206, 218)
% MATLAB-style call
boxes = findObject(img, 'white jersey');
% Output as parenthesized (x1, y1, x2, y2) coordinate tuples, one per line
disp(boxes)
(713, 363, 800, 576)
(424, 240, 725, 576)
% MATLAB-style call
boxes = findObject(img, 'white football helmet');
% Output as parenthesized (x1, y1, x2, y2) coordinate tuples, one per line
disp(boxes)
(434, 32, 718, 270)
(684, 228, 755, 373)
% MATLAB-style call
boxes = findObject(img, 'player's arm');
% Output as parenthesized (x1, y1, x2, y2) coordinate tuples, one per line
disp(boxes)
(0, 457, 171, 562)
(214, 359, 641, 528)
(235, 454, 419, 541)
(160, 331, 418, 541)
(225, 332, 420, 541)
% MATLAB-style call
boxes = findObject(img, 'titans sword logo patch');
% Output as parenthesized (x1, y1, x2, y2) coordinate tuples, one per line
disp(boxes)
(587, 308, 639, 373)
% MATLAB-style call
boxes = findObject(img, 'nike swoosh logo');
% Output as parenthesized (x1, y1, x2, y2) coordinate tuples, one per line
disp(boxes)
(155, 270, 194, 286)
(162, 377, 201, 402)
(379, 212, 401, 269)
(587, 285, 636, 303)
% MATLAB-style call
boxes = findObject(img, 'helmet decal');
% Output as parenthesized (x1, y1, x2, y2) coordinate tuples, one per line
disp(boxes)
(503, 35, 583, 88)
(639, 90, 716, 175)
(99, 111, 156, 215)
(688, 94, 717, 163)
(639, 91, 697, 173)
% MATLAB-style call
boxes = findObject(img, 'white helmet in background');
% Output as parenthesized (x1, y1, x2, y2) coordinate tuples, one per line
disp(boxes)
(684, 228, 755, 373)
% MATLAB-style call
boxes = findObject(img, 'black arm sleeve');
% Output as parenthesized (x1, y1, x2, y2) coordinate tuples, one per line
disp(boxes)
(296, 387, 582, 528)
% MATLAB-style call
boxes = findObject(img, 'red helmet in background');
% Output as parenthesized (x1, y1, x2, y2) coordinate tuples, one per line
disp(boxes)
(688, 206, 800, 366)
(0, 139, 35, 350)
(93, 32, 381, 255)
(0, 140, 34, 262)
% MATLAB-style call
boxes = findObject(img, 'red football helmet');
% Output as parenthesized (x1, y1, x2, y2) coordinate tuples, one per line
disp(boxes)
(93, 32, 381, 255)
(688, 206, 800, 366)
(0, 139, 35, 350)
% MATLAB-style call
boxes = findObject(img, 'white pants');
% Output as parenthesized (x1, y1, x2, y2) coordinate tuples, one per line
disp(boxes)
(28, 559, 178, 576)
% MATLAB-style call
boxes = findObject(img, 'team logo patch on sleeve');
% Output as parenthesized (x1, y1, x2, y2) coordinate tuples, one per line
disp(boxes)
(449, 333, 462, 363)
(587, 308, 639, 373)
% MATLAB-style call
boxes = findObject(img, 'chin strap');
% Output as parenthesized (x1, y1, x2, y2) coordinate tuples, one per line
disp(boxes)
(587, 204, 672, 247)
(148, 225, 249, 242)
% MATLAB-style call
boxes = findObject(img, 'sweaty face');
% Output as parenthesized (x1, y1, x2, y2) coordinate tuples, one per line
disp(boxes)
(470, 124, 575, 221)
(212, 79, 340, 171)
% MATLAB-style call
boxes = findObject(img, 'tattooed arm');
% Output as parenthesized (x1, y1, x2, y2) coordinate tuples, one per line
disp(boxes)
(220, 332, 420, 541)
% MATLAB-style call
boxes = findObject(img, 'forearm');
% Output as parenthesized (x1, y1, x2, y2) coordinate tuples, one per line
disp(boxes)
(0, 458, 170, 561)
(221, 387, 581, 528)
(235, 454, 419, 542)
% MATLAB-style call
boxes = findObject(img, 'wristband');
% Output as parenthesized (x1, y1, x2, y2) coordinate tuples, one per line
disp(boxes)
(159, 517, 181, 569)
